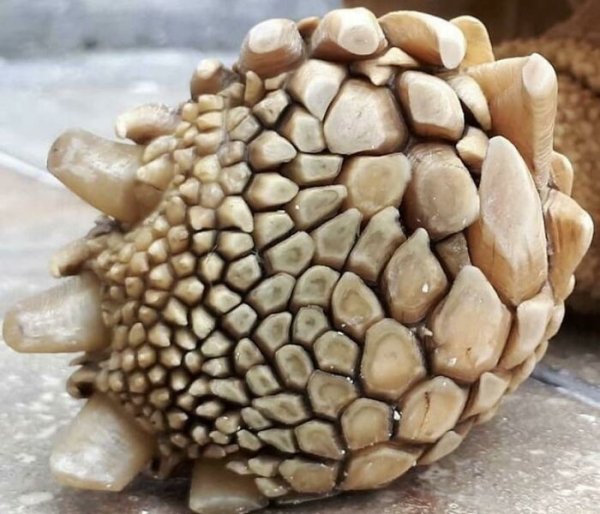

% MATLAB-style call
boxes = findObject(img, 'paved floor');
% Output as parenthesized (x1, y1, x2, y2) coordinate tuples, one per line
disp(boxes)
(0, 52, 598, 514)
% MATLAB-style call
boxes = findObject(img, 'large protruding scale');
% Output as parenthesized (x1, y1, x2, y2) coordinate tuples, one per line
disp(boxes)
(468, 54, 558, 188)
(380, 11, 467, 69)
(189, 459, 268, 514)
(50, 395, 155, 491)
(3, 273, 106, 354)
(47, 129, 150, 222)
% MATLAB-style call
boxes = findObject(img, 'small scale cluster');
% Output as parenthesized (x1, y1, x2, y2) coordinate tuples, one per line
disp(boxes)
(2, 7, 593, 514)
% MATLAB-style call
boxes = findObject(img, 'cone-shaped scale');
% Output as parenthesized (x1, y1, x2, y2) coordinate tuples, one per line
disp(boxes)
(189, 459, 267, 514)
(2, 273, 107, 353)
(47, 129, 147, 222)
(50, 394, 155, 491)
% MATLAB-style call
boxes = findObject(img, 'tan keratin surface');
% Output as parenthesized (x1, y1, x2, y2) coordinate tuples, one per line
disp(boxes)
(497, 37, 600, 314)
(1, 7, 594, 514)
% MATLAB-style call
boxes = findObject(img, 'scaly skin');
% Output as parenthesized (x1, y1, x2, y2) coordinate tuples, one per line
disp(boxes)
(2, 9, 594, 513)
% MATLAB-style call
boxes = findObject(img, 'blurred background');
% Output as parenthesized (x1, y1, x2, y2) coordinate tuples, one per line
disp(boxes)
(0, 2, 598, 513)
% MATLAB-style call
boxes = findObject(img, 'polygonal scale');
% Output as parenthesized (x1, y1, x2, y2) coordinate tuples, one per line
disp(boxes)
(427, 266, 512, 383)
(396, 376, 468, 443)
(234, 338, 265, 374)
(253, 90, 291, 127)
(287, 186, 348, 230)
(245, 173, 299, 210)
(308, 370, 358, 419)
(397, 71, 465, 141)
(258, 428, 297, 453)
(287, 59, 347, 120)
(264, 232, 315, 276)
(461, 371, 510, 419)
(247, 274, 295, 316)
(253, 211, 294, 249)
(246, 366, 281, 397)
(341, 444, 421, 491)
(274, 345, 314, 390)
(311, 209, 362, 269)
(253, 393, 309, 425)
(190, 459, 267, 514)
(499, 287, 554, 370)
(361, 319, 426, 400)
(434, 233, 471, 279)
(253, 312, 292, 357)
(282, 153, 343, 186)
(279, 459, 339, 495)
(403, 144, 480, 240)
(223, 304, 258, 339)
(331, 272, 384, 340)
(543, 189, 593, 302)
(295, 420, 345, 461)
(341, 398, 393, 450)
(338, 154, 411, 219)
(291, 306, 329, 348)
(418, 426, 467, 466)
(347, 206, 406, 283)
(381, 229, 449, 324)
(324, 79, 407, 155)
(278, 106, 326, 153)
(291, 266, 339, 310)
(313, 331, 359, 377)
(248, 131, 297, 171)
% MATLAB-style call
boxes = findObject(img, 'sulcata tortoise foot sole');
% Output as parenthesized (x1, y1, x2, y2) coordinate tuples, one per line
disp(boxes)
(2, 7, 593, 514)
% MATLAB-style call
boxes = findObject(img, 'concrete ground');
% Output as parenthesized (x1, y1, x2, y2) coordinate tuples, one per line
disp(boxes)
(0, 51, 598, 514)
